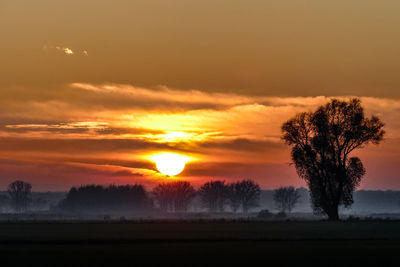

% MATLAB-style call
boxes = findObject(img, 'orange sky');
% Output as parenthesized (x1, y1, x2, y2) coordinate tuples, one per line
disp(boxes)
(0, 1, 399, 190)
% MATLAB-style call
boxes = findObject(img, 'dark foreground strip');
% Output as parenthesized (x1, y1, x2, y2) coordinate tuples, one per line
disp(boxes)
(0, 237, 395, 245)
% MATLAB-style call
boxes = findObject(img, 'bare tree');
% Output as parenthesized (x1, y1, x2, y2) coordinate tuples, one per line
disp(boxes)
(227, 183, 241, 213)
(173, 181, 196, 212)
(273, 186, 300, 213)
(233, 180, 261, 213)
(152, 183, 174, 212)
(8, 180, 32, 212)
(282, 98, 384, 220)
(198, 180, 229, 212)
(153, 181, 196, 212)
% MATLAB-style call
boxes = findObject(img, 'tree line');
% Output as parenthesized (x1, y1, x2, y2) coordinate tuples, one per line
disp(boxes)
(0, 179, 265, 214)
(1, 179, 304, 215)
(153, 179, 261, 213)
(58, 184, 152, 213)
(61, 179, 262, 213)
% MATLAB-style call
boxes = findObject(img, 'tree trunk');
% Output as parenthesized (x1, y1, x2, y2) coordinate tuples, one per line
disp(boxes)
(243, 204, 248, 214)
(326, 205, 339, 221)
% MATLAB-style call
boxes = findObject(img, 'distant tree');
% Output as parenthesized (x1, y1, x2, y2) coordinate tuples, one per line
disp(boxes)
(257, 209, 273, 219)
(275, 211, 287, 219)
(273, 186, 300, 213)
(59, 184, 151, 213)
(7, 180, 32, 212)
(153, 181, 196, 212)
(30, 197, 48, 211)
(233, 180, 261, 213)
(198, 180, 229, 212)
(227, 183, 241, 213)
(152, 183, 174, 212)
(282, 98, 385, 220)
(398, 192, 400, 209)
(172, 181, 196, 212)
(0, 195, 10, 212)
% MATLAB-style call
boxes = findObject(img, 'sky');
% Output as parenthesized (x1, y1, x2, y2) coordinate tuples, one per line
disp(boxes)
(0, 0, 399, 191)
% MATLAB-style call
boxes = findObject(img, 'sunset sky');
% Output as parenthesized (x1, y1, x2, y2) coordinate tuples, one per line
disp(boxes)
(1, 0, 399, 190)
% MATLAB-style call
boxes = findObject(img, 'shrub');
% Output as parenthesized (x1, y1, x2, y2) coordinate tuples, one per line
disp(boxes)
(258, 209, 273, 219)
(275, 211, 287, 219)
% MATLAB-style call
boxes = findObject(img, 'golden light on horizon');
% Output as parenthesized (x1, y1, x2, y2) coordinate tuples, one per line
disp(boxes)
(157, 131, 194, 142)
(152, 152, 189, 176)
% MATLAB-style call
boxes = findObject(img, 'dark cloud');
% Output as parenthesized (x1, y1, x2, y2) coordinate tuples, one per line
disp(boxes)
(199, 138, 285, 152)
(110, 170, 144, 177)
(0, 124, 163, 136)
(48, 157, 156, 171)
(0, 138, 171, 154)
(0, 136, 287, 158)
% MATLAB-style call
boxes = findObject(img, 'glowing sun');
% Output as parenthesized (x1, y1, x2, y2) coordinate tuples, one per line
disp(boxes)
(152, 153, 188, 176)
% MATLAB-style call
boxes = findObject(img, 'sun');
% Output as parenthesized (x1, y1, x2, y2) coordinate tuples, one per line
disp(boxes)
(152, 152, 188, 176)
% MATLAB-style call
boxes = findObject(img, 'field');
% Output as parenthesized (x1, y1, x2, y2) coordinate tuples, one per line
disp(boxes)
(1, 221, 400, 266)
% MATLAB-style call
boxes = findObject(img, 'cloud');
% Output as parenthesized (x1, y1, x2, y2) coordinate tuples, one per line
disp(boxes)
(42, 45, 88, 56)
(5, 121, 107, 131)
(0, 82, 399, 189)
(1, 83, 399, 143)
(70, 83, 337, 110)
(0, 138, 172, 155)
(56, 46, 74, 55)
(199, 138, 286, 153)
(42, 45, 74, 55)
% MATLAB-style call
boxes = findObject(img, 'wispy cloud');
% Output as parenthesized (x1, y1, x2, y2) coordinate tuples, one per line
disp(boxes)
(42, 45, 88, 56)
(56, 46, 74, 55)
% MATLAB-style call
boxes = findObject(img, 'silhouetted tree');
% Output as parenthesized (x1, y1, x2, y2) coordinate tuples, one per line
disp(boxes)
(0, 195, 10, 212)
(282, 98, 384, 220)
(233, 180, 261, 213)
(59, 184, 151, 213)
(257, 209, 273, 219)
(153, 181, 196, 212)
(152, 183, 174, 212)
(227, 182, 241, 213)
(173, 181, 196, 212)
(7, 180, 32, 212)
(198, 180, 229, 212)
(273, 186, 300, 213)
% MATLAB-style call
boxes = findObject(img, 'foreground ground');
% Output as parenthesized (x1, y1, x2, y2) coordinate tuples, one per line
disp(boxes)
(0, 220, 399, 266)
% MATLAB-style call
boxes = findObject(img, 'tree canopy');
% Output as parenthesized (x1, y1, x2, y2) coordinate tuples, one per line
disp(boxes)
(59, 184, 151, 213)
(273, 186, 300, 213)
(282, 98, 384, 220)
(152, 181, 196, 212)
(7, 180, 32, 213)
(198, 181, 229, 212)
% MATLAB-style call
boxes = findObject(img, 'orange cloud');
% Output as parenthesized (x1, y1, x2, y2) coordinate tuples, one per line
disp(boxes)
(0, 83, 399, 190)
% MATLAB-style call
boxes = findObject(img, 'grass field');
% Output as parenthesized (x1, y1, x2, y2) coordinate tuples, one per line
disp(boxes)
(1, 221, 399, 266)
